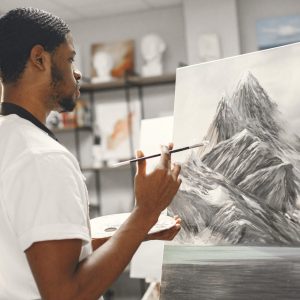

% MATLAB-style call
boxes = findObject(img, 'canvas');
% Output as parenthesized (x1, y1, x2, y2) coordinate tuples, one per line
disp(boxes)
(159, 42, 300, 300)
(169, 42, 300, 247)
(160, 245, 300, 300)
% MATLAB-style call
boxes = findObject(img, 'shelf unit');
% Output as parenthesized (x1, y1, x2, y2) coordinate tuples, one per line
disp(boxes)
(52, 125, 92, 133)
(59, 73, 176, 216)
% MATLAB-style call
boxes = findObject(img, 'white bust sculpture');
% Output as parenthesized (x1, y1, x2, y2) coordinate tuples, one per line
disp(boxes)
(92, 51, 114, 83)
(141, 34, 166, 77)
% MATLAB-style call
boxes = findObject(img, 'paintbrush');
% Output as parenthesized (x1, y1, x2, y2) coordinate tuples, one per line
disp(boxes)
(113, 140, 210, 167)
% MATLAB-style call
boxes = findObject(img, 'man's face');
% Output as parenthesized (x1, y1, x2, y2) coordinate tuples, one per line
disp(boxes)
(50, 33, 81, 112)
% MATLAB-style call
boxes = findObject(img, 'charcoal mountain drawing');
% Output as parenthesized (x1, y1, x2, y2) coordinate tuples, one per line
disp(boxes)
(169, 71, 300, 246)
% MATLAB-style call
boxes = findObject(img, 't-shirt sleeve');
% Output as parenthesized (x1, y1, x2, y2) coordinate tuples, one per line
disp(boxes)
(3, 151, 91, 251)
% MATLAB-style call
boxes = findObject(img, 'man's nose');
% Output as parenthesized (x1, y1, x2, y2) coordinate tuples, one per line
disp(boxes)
(74, 68, 82, 81)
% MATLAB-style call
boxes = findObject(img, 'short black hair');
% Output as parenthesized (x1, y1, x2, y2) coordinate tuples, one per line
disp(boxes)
(0, 7, 70, 83)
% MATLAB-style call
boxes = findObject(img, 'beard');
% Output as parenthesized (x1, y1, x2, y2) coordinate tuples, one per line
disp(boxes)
(51, 62, 77, 112)
(58, 96, 76, 112)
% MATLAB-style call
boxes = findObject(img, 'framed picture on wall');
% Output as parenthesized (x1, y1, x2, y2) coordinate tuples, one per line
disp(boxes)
(94, 98, 141, 163)
(256, 14, 300, 50)
(91, 39, 134, 83)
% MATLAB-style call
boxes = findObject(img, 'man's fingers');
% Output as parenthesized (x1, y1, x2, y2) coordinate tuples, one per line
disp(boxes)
(167, 144, 174, 169)
(165, 223, 181, 240)
(158, 145, 171, 169)
(172, 163, 181, 179)
(136, 150, 146, 176)
(173, 215, 182, 224)
(145, 223, 181, 241)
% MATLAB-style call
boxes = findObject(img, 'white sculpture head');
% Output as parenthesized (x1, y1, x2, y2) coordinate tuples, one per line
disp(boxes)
(141, 34, 166, 76)
(92, 51, 114, 82)
(141, 33, 166, 62)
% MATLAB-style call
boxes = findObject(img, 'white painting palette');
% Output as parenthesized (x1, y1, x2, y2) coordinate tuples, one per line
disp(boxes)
(91, 213, 176, 239)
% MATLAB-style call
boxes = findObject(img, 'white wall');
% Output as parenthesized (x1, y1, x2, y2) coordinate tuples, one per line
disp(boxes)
(183, 0, 240, 65)
(69, 5, 187, 78)
(64, 6, 186, 215)
(69, 4, 185, 123)
(237, 0, 300, 53)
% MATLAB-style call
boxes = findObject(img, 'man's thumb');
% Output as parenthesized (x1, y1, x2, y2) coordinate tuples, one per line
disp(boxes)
(136, 150, 146, 176)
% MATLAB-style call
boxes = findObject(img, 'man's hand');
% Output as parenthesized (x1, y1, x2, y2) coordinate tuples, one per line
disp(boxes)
(134, 144, 181, 225)
(145, 215, 181, 241)
(92, 215, 181, 250)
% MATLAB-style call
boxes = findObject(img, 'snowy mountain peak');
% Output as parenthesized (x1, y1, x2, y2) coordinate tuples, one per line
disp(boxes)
(217, 94, 230, 110)
(230, 128, 259, 143)
(230, 72, 280, 138)
(237, 71, 258, 87)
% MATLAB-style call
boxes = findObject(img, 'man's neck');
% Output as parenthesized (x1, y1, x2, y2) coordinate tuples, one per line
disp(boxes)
(3, 84, 49, 124)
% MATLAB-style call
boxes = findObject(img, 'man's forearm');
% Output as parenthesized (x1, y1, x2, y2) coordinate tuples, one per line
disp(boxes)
(72, 207, 158, 299)
(26, 146, 180, 300)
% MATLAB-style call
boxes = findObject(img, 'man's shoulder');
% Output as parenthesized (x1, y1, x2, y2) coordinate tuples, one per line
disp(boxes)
(2, 146, 81, 181)
(0, 115, 79, 173)
(1, 114, 65, 150)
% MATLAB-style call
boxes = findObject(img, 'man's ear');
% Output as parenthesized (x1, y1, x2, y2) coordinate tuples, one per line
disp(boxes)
(29, 45, 50, 71)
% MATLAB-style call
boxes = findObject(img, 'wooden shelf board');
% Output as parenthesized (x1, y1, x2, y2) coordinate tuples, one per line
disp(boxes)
(80, 78, 127, 92)
(52, 126, 92, 133)
(129, 73, 176, 86)
(80, 73, 175, 93)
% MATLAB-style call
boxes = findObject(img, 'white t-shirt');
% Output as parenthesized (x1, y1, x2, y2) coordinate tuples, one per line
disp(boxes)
(0, 114, 93, 299)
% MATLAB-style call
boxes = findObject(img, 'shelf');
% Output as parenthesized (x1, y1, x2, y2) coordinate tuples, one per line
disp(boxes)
(80, 73, 176, 93)
(129, 73, 176, 87)
(52, 126, 93, 133)
(80, 78, 127, 92)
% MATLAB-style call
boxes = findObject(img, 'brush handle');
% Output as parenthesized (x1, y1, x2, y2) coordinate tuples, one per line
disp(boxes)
(113, 145, 200, 167)
(113, 142, 209, 167)
(131, 146, 189, 163)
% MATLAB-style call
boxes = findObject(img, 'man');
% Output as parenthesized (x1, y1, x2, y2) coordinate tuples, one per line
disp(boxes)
(0, 8, 181, 300)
